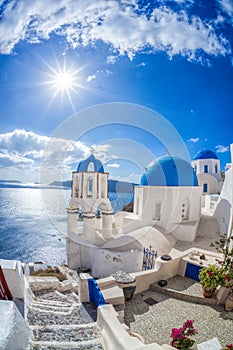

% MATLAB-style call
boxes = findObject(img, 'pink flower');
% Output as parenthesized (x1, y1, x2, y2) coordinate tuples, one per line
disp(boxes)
(225, 274, 231, 282)
(208, 271, 213, 277)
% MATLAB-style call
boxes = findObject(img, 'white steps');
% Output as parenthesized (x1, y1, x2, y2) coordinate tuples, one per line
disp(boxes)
(27, 288, 105, 349)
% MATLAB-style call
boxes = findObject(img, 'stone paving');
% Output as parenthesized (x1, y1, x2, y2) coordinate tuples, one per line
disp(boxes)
(27, 289, 104, 349)
(124, 276, 233, 348)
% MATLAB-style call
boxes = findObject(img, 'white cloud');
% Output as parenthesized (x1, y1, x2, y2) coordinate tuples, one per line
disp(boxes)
(137, 62, 146, 67)
(86, 74, 96, 82)
(0, 129, 90, 182)
(0, 1, 230, 62)
(215, 144, 229, 153)
(218, 0, 233, 17)
(107, 55, 118, 65)
(187, 137, 199, 143)
(105, 69, 113, 75)
(107, 162, 120, 168)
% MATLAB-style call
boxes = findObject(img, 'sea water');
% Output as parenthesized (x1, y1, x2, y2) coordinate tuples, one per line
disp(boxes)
(0, 187, 133, 265)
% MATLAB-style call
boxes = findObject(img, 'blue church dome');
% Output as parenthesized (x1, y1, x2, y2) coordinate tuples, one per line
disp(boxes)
(140, 155, 198, 187)
(193, 149, 218, 160)
(77, 154, 104, 172)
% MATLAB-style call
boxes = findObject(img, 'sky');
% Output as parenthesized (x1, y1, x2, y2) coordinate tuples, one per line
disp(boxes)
(0, 0, 233, 184)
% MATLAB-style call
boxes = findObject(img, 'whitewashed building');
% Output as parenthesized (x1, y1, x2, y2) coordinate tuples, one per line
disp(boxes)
(67, 154, 203, 277)
(122, 155, 202, 242)
(191, 149, 223, 194)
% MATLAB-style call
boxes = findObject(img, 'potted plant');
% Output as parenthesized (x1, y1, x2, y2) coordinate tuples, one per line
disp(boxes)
(210, 232, 233, 307)
(169, 319, 198, 350)
(223, 345, 233, 350)
(198, 264, 224, 298)
(224, 271, 233, 311)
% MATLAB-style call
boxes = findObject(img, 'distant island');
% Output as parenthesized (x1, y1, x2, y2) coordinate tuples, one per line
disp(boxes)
(49, 179, 137, 193)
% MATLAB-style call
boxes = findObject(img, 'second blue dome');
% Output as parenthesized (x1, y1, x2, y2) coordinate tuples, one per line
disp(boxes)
(140, 155, 198, 187)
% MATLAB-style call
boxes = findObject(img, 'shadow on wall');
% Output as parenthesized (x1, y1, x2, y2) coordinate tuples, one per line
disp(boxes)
(213, 198, 231, 235)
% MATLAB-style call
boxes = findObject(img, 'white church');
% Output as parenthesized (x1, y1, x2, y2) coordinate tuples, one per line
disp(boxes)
(66, 147, 231, 278)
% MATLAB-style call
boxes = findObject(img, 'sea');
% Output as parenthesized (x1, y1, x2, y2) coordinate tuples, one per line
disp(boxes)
(0, 187, 133, 265)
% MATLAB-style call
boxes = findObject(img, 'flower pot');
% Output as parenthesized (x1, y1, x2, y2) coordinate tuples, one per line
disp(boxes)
(202, 287, 216, 298)
(225, 292, 233, 312)
(169, 337, 195, 349)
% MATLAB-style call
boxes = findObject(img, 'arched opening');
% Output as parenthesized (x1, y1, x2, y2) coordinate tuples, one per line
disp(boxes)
(101, 178, 106, 198)
(154, 201, 161, 220)
(75, 178, 80, 198)
(87, 176, 93, 196)
(215, 164, 218, 173)
(135, 197, 140, 215)
(87, 162, 95, 172)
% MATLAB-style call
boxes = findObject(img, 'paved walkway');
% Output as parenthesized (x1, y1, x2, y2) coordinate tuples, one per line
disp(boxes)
(27, 289, 104, 349)
(124, 276, 233, 347)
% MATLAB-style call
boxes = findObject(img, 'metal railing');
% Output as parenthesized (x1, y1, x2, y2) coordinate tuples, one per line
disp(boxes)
(142, 245, 157, 270)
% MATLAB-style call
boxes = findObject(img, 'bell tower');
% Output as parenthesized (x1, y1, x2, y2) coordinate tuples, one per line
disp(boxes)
(67, 153, 113, 244)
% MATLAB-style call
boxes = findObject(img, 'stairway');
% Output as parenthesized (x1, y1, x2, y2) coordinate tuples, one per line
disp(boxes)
(27, 290, 105, 349)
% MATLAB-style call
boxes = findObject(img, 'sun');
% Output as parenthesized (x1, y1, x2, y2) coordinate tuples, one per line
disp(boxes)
(38, 55, 99, 112)
(46, 63, 79, 98)
(53, 70, 75, 91)
(41, 57, 87, 111)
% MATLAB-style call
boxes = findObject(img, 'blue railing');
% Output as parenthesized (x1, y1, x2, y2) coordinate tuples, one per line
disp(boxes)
(143, 245, 158, 270)
(88, 278, 106, 307)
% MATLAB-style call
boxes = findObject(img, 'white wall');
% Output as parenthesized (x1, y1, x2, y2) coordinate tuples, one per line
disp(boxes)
(0, 260, 25, 299)
(0, 301, 32, 350)
(196, 173, 222, 194)
(213, 166, 232, 235)
(66, 232, 143, 278)
(192, 158, 221, 181)
(123, 186, 202, 241)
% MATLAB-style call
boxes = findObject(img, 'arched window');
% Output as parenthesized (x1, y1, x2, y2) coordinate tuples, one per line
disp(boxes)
(215, 164, 218, 173)
(75, 178, 80, 198)
(101, 178, 106, 198)
(87, 162, 94, 172)
(135, 197, 140, 215)
(154, 201, 161, 220)
(87, 177, 93, 196)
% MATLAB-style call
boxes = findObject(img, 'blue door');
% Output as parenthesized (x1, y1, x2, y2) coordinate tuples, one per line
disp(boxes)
(185, 263, 202, 281)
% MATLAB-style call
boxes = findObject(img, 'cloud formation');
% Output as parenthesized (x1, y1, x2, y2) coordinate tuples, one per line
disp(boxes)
(215, 144, 229, 153)
(107, 162, 120, 168)
(187, 137, 199, 143)
(0, 0, 231, 62)
(0, 129, 90, 180)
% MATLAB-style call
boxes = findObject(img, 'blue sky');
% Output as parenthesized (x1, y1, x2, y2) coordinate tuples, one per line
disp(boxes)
(0, 0, 232, 183)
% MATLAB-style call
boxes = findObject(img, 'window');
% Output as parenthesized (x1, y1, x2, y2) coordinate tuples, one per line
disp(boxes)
(75, 178, 80, 198)
(101, 178, 105, 198)
(215, 164, 218, 173)
(87, 162, 94, 172)
(203, 183, 208, 193)
(135, 197, 140, 215)
(204, 165, 208, 173)
(87, 177, 93, 196)
(194, 165, 197, 172)
(154, 202, 161, 220)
